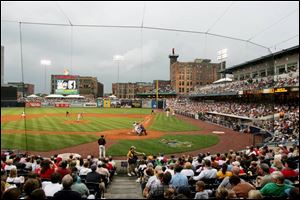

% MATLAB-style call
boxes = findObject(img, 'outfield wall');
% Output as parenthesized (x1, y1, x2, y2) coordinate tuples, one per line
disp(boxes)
(30, 99, 167, 108)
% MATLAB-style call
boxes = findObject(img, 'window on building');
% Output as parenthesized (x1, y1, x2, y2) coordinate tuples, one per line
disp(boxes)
(287, 62, 297, 72)
(260, 70, 266, 77)
(276, 65, 286, 74)
(252, 72, 258, 78)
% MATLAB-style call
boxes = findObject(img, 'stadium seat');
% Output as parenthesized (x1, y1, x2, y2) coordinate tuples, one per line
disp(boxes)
(85, 182, 102, 199)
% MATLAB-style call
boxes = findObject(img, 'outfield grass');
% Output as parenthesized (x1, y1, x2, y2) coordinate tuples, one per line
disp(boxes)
(1, 133, 98, 151)
(107, 134, 219, 156)
(149, 113, 201, 132)
(1, 116, 142, 132)
(1, 107, 152, 115)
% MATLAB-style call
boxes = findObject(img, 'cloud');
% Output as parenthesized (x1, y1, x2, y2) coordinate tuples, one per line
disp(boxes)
(1, 2, 299, 93)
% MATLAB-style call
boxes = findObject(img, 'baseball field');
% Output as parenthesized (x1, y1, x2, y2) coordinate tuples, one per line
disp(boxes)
(1, 107, 253, 158)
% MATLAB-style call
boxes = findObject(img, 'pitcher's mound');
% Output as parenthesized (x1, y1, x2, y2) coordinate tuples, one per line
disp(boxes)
(63, 120, 91, 124)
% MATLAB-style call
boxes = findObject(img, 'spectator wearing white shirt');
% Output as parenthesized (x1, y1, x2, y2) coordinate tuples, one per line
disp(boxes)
(181, 162, 194, 178)
(4, 159, 17, 171)
(6, 168, 24, 184)
(43, 172, 63, 197)
(165, 163, 175, 176)
(79, 162, 92, 176)
(193, 160, 217, 181)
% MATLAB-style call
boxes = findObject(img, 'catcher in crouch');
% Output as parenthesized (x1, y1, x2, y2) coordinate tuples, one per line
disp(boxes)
(133, 122, 147, 136)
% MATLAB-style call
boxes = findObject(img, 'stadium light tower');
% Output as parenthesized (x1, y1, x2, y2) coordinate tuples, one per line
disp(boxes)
(217, 49, 228, 79)
(113, 55, 124, 98)
(40, 59, 51, 94)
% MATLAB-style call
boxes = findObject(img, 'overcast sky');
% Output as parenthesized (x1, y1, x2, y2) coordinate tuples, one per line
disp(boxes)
(1, 1, 299, 93)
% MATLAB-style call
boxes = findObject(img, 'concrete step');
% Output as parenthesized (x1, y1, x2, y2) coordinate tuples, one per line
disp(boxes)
(105, 175, 144, 199)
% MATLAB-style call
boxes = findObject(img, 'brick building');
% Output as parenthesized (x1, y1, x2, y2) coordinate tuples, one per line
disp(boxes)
(169, 53, 221, 95)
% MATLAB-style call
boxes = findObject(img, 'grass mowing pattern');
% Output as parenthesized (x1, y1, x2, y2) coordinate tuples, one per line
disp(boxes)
(1, 108, 214, 153)
(149, 113, 201, 132)
(1, 133, 98, 151)
(1, 117, 142, 132)
(107, 134, 219, 156)
(1, 108, 152, 115)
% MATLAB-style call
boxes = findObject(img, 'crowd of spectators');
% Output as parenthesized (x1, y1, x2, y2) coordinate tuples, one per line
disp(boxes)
(2, 145, 298, 199)
(1, 142, 299, 199)
(167, 99, 299, 146)
(129, 144, 299, 199)
(191, 71, 299, 96)
(1, 153, 117, 199)
(148, 85, 176, 94)
(167, 99, 285, 119)
(253, 105, 299, 145)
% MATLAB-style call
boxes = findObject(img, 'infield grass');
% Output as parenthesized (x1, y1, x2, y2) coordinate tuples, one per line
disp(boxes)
(107, 134, 219, 156)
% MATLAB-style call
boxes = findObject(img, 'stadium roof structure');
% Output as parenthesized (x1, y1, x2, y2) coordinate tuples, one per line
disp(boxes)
(109, 95, 117, 99)
(222, 45, 299, 73)
(213, 77, 232, 84)
(65, 94, 85, 98)
(45, 94, 64, 98)
(27, 94, 40, 98)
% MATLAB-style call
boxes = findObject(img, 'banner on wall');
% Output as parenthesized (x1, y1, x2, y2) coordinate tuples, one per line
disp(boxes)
(54, 103, 70, 108)
(151, 100, 157, 109)
(97, 99, 103, 107)
(84, 103, 97, 107)
(274, 88, 288, 93)
(25, 102, 41, 107)
(142, 100, 152, 108)
(132, 100, 142, 108)
(103, 99, 111, 108)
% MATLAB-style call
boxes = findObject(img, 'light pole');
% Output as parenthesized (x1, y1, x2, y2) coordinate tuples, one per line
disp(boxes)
(113, 55, 124, 98)
(41, 59, 51, 94)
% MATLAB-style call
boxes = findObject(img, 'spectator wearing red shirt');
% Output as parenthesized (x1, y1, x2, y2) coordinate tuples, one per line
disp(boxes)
(281, 160, 298, 178)
(56, 160, 71, 180)
(54, 157, 62, 169)
(40, 160, 55, 180)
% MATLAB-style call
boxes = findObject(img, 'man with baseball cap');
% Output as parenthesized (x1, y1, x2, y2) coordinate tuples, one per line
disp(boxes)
(127, 146, 145, 176)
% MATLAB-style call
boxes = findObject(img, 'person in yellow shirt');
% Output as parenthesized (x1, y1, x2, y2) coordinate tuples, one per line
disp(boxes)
(127, 146, 145, 177)
(217, 163, 233, 179)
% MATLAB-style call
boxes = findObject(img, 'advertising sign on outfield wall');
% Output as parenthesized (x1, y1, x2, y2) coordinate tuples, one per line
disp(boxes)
(132, 100, 142, 108)
(54, 103, 70, 108)
(151, 100, 157, 109)
(103, 99, 111, 108)
(142, 100, 152, 108)
(26, 102, 41, 107)
(97, 99, 103, 107)
(70, 103, 84, 107)
(84, 103, 97, 107)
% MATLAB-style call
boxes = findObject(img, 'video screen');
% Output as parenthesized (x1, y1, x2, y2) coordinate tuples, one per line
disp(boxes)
(57, 80, 77, 90)
(55, 79, 78, 95)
